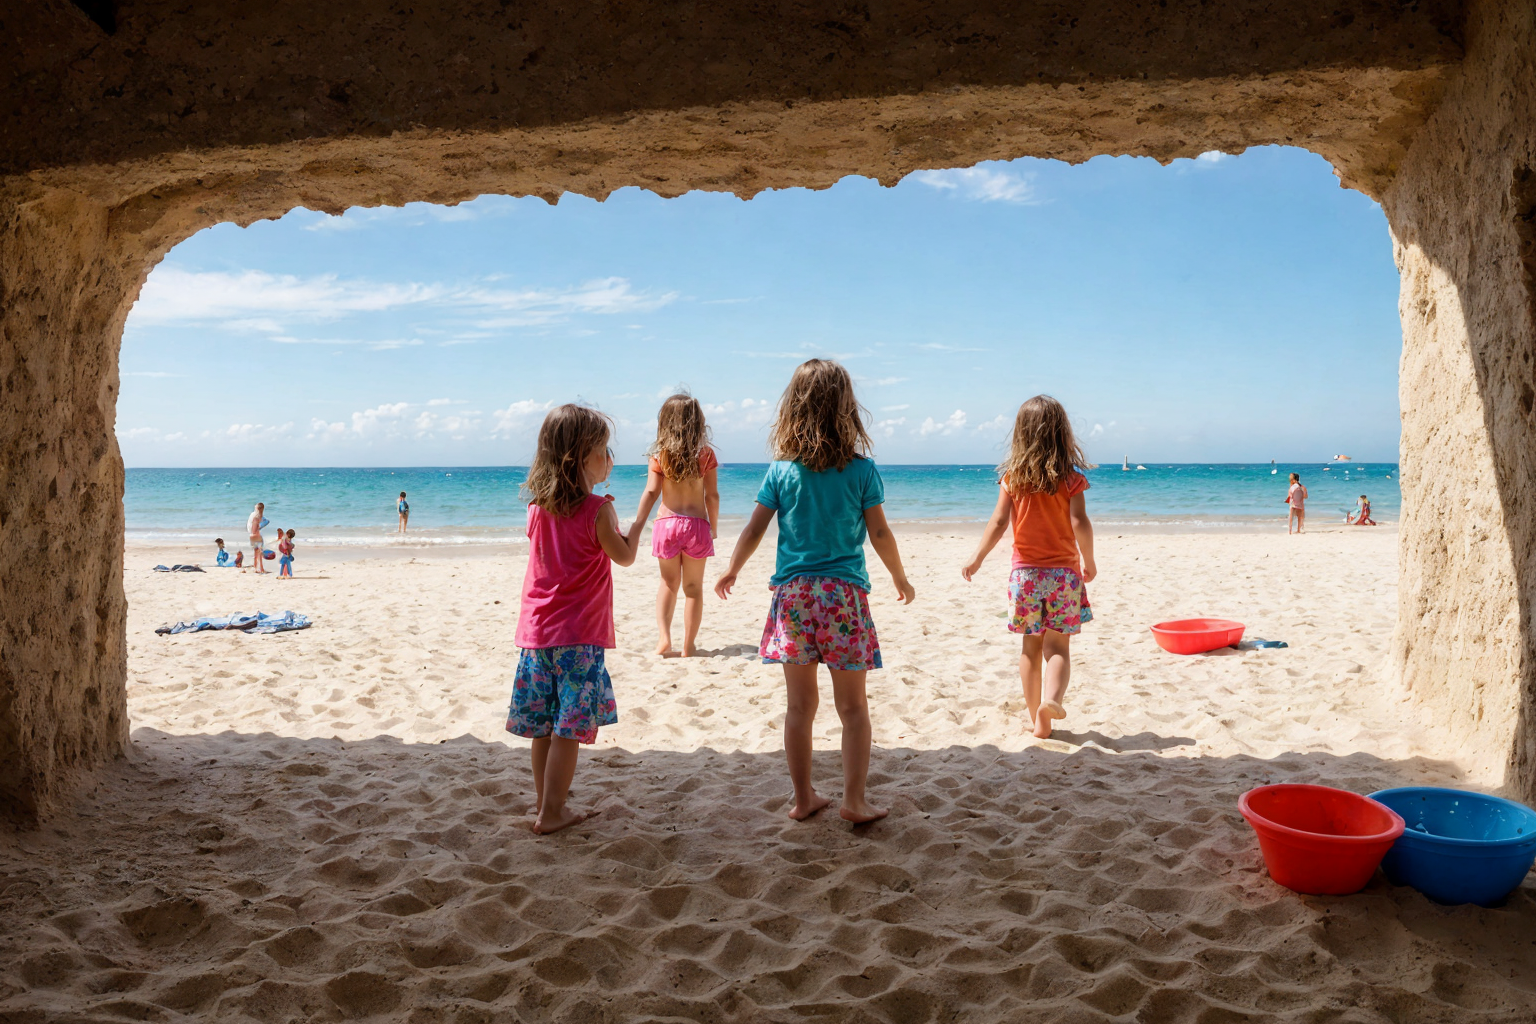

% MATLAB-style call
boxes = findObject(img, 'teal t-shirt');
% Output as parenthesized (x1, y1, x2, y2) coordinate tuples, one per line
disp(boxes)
(755, 457, 886, 591)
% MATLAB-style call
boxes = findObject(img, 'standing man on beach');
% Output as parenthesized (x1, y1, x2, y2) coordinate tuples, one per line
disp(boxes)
(248, 502, 267, 574)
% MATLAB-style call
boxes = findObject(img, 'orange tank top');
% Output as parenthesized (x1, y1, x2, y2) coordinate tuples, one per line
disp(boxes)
(1006, 472, 1089, 569)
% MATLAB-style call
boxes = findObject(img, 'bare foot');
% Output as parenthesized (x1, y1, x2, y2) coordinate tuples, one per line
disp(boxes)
(655, 638, 674, 656)
(532, 805, 593, 834)
(681, 642, 698, 658)
(788, 792, 833, 820)
(1032, 707, 1056, 739)
(840, 800, 889, 824)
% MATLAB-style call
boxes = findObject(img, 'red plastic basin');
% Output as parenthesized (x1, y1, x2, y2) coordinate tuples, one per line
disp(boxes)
(1149, 618, 1245, 654)
(1239, 784, 1405, 895)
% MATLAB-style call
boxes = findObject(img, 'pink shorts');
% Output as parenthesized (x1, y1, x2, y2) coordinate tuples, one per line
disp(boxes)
(651, 515, 714, 560)
(759, 576, 882, 670)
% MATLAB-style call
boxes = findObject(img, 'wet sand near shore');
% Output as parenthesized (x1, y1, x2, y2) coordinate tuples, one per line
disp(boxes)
(3, 527, 1534, 1022)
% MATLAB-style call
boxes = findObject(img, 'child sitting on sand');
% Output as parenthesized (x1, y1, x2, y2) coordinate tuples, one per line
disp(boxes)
(715, 359, 915, 824)
(510, 405, 644, 834)
(277, 528, 296, 578)
(962, 395, 1097, 740)
(632, 393, 721, 657)
(1348, 494, 1376, 526)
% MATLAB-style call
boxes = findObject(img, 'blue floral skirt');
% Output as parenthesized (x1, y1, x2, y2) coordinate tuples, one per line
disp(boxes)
(507, 645, 617, 744)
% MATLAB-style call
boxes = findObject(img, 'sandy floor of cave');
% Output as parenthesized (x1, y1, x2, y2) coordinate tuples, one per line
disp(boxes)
(2, 526, 1534, 1023)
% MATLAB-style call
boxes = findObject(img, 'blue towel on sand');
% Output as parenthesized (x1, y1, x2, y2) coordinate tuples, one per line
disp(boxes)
(155, 610, 312, 635)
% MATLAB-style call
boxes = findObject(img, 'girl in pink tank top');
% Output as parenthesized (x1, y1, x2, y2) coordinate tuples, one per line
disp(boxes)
(508, 405, 643, 834)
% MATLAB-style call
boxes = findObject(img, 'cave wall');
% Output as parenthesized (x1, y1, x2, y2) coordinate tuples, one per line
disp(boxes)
(1384, 0, 1536, 797)
(0, 186, 132, 820)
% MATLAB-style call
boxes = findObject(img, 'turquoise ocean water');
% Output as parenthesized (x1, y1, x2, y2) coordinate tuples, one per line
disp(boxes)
(125, 463, 1400, 547)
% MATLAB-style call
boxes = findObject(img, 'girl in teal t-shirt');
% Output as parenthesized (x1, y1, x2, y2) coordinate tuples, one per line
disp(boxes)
(715, 358, 916, 825)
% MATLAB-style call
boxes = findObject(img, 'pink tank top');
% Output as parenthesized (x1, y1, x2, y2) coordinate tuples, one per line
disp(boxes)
(516, 492, 616, 649)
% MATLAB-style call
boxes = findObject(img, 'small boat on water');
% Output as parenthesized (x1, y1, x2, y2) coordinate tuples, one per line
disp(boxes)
(1270, 459, 1277, 475)
(1332, 454, 1353, 462)
(1123, 456, 1130, 472)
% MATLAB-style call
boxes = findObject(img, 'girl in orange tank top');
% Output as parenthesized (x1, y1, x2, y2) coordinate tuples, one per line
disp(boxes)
(961, 395, 1097, 739)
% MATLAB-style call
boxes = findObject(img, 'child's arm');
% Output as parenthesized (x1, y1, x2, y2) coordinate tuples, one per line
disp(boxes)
(596, 501, 643, 567)
(632, 465, 664, 535)
(1070, 493, 1096, 582)
(962, 486, 1013, 581)
(714, 503, 774, 599)
(704, 464, 720, 539)
(864, 505, 916, 604)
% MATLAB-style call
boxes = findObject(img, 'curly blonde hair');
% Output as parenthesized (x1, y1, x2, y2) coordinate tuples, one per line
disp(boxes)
(998, 395, 1094, 495)
(522, 404, 612, 517)
(767, 359, 872, 473)
(647, 393, 712, 481)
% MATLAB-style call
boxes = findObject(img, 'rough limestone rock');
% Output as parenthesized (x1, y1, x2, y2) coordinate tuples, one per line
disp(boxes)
(1, 0, 1531, 814)
(1383, 0, 1536, 796)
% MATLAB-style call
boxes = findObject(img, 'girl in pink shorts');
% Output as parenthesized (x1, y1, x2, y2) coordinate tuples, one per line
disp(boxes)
(633, 394, 721, 657)
(715, 359, 916, 825)
(962, 395, 1097, 740)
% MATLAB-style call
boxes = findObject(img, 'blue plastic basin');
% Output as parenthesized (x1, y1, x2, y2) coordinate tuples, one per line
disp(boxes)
(1368, 787, 1536, 906)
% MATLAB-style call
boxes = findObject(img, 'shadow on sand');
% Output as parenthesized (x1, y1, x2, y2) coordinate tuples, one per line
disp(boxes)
(0, 731, 1532, 1023)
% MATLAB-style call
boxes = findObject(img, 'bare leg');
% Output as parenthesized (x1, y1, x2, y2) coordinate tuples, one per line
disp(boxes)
(532, 736, 588, 834)
(1297, 510, 1305, 534)
(830, 668, 887, 823)
(1033, 630, 1072, 739)
(782, 663, 832, 820)
(679, 555, 707, 657)
(655, 556, 681, 654)
(253, 544, 266, 573)
(530, 736, 550, 812)
(1019, 634, 1044, 726)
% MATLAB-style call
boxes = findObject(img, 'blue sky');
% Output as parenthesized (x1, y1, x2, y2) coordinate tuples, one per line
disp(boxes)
(119, 145, 1403, 467)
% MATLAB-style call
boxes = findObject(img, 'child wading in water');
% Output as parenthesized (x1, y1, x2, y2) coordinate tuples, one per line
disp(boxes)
(511, 405, 643, 834)
(962, 395, 1096, 740)
(633, 394, 721, 656)
(715, 359, 915, 823)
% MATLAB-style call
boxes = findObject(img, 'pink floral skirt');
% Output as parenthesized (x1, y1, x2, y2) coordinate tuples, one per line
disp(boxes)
(759, 575, 882, 670)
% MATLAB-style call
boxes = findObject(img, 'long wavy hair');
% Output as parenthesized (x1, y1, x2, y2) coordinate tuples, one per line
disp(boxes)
(522, 404, 612, 517)
(647, 393, 712, 481)
(767, 359, 872, 473)
(998, 395, 1094, 495)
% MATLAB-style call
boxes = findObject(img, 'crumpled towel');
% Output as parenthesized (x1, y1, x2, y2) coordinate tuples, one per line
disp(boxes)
(155, 610, 312, 636)
(1234, 638, 1288, 650)
(153, 564, 205, 573)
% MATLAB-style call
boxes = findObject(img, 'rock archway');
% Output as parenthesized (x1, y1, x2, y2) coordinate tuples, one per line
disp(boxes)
(3, 0, 1532, 820)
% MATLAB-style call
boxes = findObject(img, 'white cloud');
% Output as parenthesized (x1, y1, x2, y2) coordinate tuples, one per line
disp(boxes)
(874, 417, 907, 438)
(918, 410, 968, 436)
(910, 163, 1040, 204)
(131, 268, 677, 342)
(224, 422, 294, 442)
(864, 376, 908, 387)
(124, 427, 158, 439)
(123, 371, 184, 378)
(491, 400, 555, 436)
(1087, 419, 1118, 438)
(163, 432, 186, 442)
(701, 398, 774, 432)
(1196, 151, 1231, 165)
(882, 404, 911, 412)
(427, 398, 458, 406)
(915, 342, 988, 353)
(975, 414, 1010, 434)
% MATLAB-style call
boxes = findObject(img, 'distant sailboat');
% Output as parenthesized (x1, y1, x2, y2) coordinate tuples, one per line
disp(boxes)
(1123, 456, 1130, 472)
(1270, 459, 1277, 475)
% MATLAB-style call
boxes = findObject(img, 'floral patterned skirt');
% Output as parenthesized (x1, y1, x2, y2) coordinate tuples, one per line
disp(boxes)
(760, 575, 882, 670)
(507, 645, 617, 744)
(1008, 566, 1093, 636)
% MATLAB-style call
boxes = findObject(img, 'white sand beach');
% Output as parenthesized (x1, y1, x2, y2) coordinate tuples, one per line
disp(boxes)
(3, 526, 1534, 1022)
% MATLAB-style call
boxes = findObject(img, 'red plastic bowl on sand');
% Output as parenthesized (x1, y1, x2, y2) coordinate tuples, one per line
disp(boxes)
(1150, 618, 1245, 654)
(1239, 784, 1405, 895)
